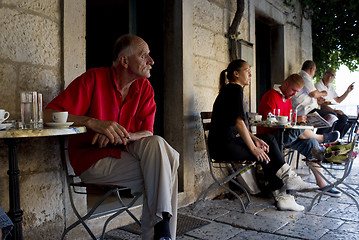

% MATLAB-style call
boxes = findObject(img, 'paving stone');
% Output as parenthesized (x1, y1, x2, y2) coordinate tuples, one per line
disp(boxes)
(185, 221, 243, 240)
(104, 228, 141, 240)
(176, 235, 199, 240)
(216, 212, 288, 233)
(229, 229, 300, 240)
(256, 207, 305, 222)
(179, 203, 230, 220)
(325, 207, 359, 221)
(294, 214, 345, 230)
(275, 221, 329, 239)
(320, 230, 359, 240)
(337, 221, 359, 233)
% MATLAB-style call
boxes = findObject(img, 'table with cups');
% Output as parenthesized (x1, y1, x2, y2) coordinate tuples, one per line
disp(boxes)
(1, 92, 86, 240)
(249, 113, 314, 154)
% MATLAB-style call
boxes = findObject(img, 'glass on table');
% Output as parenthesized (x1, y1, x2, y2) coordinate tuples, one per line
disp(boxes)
(21, 91, 39, 129)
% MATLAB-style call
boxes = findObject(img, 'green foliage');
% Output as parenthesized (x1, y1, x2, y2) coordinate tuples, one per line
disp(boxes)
(284, 0, 359, 78)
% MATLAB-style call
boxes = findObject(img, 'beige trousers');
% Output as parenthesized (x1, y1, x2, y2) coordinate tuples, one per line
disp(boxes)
(80, 135, 179, 240)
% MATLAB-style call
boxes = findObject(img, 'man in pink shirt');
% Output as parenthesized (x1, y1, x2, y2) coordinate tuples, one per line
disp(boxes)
(45, 34, 179, 240)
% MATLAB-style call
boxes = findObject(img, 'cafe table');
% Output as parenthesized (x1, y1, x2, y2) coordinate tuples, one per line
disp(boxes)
(0, 126, 86, 240)
(249, 120, 314, 154)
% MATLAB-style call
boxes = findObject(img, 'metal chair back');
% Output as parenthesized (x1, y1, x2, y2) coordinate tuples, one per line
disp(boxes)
(60, 137, 142, 239)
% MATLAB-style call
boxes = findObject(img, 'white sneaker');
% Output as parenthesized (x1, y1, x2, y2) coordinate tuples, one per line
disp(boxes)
(286, 175, 318, 192)
(276, 194, 305, 211)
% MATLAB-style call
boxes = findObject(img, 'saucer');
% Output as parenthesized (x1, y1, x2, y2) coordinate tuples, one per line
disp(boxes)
(45, 122, 74, 128)
(0, 123, 13, 130)
(277, 121, 289, 125)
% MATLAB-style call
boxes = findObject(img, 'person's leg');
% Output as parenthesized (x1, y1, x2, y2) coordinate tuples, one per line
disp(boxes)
(299, 129, 324, 142)
(334, 113, 349, 138)
(311, 109, 336, 134)
(127, 135, 179, 240)
(288, 138, 327, 188)
(0, 206, 13, 240)
(80, 135, 179, 240)
(225, 134, 305, 211)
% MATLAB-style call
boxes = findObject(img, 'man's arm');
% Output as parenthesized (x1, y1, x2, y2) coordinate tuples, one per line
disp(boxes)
(334, 83, 354, 103)
(309, 90, 327, 99)
(44, 109, 129, 145)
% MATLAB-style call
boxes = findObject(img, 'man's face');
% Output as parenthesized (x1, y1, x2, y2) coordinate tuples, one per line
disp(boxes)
(282, 82, 302, 99)
(309, 66, 317, 78)
(127, 39, 154, 79)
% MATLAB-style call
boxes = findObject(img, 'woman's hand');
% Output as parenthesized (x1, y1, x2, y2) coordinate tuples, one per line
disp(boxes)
(250, 146, 270, 163)
(251, 137, 270, 163)
(253, 137, 269, 153)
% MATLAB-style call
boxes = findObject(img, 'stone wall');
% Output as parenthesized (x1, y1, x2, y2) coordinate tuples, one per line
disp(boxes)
(190, 0, 312, 197)
(0, 0, 65, 238)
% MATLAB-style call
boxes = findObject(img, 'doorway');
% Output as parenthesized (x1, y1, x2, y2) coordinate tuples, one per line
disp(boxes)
(255, 17, 284, 110)
(86, 0, 165, 135)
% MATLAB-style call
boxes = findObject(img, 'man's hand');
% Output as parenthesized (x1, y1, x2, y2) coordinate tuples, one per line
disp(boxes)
(334, 109, 344, 115)
(347, 83, 354, 93)
(87, 119, 130, 145)
(297, 115, 307, 123)
(317, 97, 326, 105)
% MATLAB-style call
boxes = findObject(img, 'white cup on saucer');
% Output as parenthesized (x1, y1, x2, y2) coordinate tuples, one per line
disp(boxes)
(254, 115, 262, 121)
(52, 111, 68, 123)
(0, 109, 10, 124)
(277, 116, 288, 124)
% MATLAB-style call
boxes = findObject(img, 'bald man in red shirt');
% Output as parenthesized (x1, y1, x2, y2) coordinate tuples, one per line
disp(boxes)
(45, 35, 178, 240)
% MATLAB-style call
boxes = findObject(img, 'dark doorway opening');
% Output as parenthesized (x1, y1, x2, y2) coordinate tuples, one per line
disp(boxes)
(86, 0, 165, 136)
(255, 18, 271, 110)
(255, 17, 284, 110)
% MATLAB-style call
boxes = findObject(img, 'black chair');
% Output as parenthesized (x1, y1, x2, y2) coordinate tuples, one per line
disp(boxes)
(60, 137, 142, 240)
(195, 112, 256, 213)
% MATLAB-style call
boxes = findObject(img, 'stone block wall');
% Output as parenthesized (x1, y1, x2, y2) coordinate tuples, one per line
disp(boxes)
(0, 0, 64, 238)
(190, 0, 312, 197)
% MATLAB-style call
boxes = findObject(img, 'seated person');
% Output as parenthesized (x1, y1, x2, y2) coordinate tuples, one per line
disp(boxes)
(44, 34, 179, 240)
(292, 60, 340, 134)
(208, 59, 317, 212)
(258, 74, 341, 197)
(0, 206, 13, 240)
(315, 68, 354, 137)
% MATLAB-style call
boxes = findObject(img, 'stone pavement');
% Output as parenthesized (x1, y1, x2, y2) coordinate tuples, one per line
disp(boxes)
(105, 160, 359, 240)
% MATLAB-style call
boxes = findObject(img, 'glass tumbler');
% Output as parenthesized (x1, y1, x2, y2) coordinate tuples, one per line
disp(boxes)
(21, 91, 38, 129)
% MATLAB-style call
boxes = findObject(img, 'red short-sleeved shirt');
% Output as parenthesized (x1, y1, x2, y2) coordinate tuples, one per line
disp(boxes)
(46, 66, 156, 175)
(257, 88, 292, 134)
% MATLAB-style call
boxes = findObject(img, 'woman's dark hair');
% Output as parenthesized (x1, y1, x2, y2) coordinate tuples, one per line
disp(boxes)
(219, 59, 247, 91)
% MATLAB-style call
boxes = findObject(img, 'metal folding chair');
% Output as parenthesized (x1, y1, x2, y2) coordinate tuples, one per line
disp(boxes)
(60, 137, 142, 240)
(303, 130, 359, 211)
(195, 112, 256, 213)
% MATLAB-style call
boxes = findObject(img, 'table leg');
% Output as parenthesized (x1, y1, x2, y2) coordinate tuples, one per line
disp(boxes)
(4, 138, 23, 240)
(279, 128, 284, 154)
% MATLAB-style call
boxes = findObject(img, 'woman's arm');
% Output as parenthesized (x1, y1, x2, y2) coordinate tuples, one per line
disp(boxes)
(235, 117, 270, 162)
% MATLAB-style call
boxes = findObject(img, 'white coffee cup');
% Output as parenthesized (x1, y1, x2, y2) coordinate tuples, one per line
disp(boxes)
(52, 111, 68, 123)
(0, 109, 10, 124)
(254, 115, 262, 121)
(277, 115, 288, 124)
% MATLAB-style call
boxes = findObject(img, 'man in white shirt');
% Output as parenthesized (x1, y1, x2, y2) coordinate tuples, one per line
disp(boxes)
(291, 60, 338, 134)
(315, 68, 354, 137)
